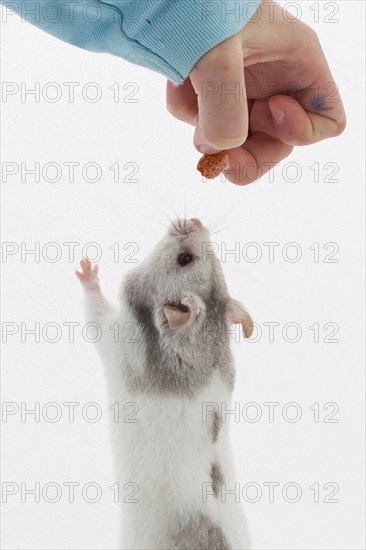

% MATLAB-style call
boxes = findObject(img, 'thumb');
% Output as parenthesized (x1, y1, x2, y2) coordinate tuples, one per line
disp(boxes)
(189, 36, 248, 154)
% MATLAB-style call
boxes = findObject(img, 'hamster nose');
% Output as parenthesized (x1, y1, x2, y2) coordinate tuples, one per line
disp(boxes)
(190, 218, 203, 229)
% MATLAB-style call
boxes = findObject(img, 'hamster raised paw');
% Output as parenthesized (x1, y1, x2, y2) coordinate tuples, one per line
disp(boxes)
(76, 218, 254, 550)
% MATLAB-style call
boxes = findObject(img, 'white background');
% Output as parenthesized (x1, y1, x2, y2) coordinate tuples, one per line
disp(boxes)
(1, 1, 365, 549)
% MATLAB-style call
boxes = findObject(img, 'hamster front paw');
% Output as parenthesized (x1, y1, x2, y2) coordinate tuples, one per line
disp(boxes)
(180, 293, 205, 319)
(162, 293, 206, 330)
(75, 258, 100, 291)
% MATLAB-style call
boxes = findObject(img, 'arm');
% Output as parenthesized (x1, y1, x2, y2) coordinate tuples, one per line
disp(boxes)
(75, 258, 119, 355)
(0, 0, 260, 84)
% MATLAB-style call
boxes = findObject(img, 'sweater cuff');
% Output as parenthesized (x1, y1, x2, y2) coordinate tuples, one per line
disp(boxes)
(122, 0, 262, 84)
(0, 0, 261, 84)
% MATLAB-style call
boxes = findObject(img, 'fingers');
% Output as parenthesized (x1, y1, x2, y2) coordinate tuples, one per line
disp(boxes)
(223, 135, 293, 186)
(75, 258, 99, 281)
(166, 79, 198, 125)
(268, 83, 346, 146)
(189, 35, 248, 154)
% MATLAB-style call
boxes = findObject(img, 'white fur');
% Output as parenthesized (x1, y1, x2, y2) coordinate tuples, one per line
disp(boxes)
(79, 288, 250, 550)
(76, 219, 252, 550)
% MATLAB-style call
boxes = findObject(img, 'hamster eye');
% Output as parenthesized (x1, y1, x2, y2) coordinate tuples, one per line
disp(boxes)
(178, 253, 193, 267)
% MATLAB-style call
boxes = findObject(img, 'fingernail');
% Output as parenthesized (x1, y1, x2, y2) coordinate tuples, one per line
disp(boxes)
(198, 144, 219, 154)
(269, 104, 285, 124)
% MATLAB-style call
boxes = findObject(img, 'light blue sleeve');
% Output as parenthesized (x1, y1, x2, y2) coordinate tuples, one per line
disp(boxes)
(0, 0, 261, 84)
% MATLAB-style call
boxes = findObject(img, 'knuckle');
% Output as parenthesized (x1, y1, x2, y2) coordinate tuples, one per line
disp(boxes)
(166, 102, 191, 122)
(334, 115, 347, 136)
(166, 101, 179, 117)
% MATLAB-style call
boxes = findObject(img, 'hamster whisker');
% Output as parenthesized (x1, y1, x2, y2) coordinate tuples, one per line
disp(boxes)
(153, 204, 176, 227)
(210, 229, 224, 237)
(208, 211, 233, 233)
(210, 223, 232, 237)
(209, 212, 231, 235)
(208, 219, 230, 236)
(168, 218, 180, 233)
(155, 205, 182, 234)
(169, 208, 184, 234)
(208, 218, 223, 232)
(154, 220, 171, 231)
(183, 185, 187, 221)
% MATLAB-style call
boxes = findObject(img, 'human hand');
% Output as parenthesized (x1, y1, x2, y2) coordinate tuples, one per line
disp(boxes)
(166, 0, 346, 185)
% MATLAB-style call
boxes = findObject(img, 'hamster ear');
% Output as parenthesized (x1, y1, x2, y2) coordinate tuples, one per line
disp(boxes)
(163, 305, 192, 329)
(226, 297, 254, 338)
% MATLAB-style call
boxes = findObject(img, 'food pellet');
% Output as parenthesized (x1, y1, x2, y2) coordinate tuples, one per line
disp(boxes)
(197, 151, 230, 179)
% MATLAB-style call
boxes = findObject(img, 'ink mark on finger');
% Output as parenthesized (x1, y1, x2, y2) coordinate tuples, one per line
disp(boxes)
(311, 96, 333, 112)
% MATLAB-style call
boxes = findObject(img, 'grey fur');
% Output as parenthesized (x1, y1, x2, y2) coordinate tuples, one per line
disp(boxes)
(174, 512, 231, 550)
(211, 462, 224, 498)
(121, 220, 236, 397)
(212, 411, 221, 443)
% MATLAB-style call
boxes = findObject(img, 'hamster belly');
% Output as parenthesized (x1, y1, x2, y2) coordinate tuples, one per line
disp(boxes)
(106, 371, 250, 550)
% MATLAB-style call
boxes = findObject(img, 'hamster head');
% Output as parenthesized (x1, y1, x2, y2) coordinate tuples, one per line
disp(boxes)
(123, 218, 254, 338)
(125, 217, 225, 304)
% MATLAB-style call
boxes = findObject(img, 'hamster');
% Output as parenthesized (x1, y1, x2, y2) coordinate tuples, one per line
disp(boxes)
(76, 217, 254, 550)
